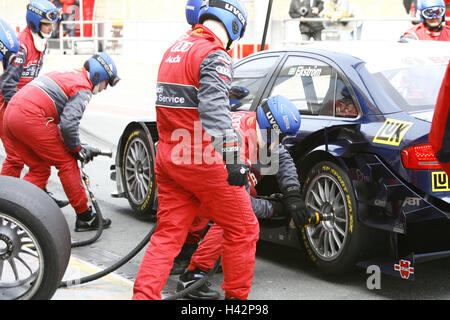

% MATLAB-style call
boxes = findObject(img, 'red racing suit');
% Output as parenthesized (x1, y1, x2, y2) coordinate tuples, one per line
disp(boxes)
(403, 24, 450, 41)
(0, 26, 46, 177)
(430, 62, 450, 176)
(3, 68, 93, 214)
(132, 26, 260, 300)
(188, 111, 301, 272)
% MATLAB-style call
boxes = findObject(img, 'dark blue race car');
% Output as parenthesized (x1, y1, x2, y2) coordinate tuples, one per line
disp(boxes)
(111, 40, 450, 280)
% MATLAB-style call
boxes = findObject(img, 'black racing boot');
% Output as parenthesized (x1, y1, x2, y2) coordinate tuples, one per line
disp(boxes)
(75, 207, 111, 232)
(170, 243, 198, 275)
(177, 268, 220, 300)
(45, 189, 70, 208)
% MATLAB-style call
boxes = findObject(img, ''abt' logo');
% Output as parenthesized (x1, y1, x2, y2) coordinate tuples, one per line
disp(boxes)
(394, 259, 414, 279)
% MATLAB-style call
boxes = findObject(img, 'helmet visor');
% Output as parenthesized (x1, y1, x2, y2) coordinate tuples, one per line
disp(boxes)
(109, 75, 120, 87)
(46, 8, 62, 22)
(421, 7, 445, 19)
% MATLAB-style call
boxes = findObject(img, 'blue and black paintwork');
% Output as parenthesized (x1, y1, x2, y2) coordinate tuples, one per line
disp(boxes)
(239, 46, 450, 279)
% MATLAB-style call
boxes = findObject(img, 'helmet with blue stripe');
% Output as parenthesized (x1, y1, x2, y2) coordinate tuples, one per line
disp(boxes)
(0, 19, 19, 71)
(419, 0, 446, 28)
(186, 0, 203, 25)
(26, 0, 61, 35)
(84, 52, 120, 88)
(256, 95, 301, 144)
(198, 0, 248, 42)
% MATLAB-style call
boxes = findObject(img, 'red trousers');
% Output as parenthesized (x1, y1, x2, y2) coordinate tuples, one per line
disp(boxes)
(0, 104, 25, 177)
(185, 215, 210, 245)
(132, 142, 259, 300)
(3, 86, 88, 214)
(188, 223, 224, 272)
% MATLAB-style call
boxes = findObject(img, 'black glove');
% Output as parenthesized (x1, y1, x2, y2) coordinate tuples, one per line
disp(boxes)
(282, 186, 310, 227)
(222, 141, 249, 186)
(225, 162, 249, 187)
(76, 144, 99, 163)
(269, 199, 287, 219)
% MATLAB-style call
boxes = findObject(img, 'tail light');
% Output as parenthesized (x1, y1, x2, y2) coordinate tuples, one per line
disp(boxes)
(401, 144, 441, 170)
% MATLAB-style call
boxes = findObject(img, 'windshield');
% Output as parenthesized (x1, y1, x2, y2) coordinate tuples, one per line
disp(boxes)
(371, 64, 446, 113)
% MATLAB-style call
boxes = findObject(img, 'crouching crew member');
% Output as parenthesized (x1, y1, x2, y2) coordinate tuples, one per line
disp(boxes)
(177, 95, 313, 299)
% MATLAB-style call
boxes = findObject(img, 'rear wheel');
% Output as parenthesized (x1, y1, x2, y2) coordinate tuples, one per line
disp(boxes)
(0, 177, 71, 300)
(122, 128, 156, 219)
(300, 161, 373, 274)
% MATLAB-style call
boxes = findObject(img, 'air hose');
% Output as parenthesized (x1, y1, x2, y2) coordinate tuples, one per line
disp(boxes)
(70, 151, 110, 248)
(60, 223, 155, 288)
(59, 222, 218, 300)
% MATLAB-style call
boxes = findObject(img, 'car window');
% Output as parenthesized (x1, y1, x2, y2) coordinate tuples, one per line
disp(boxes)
(231, 56, 279, 111)
(269, 56, 358, 118)
(372, 65, 446, 112)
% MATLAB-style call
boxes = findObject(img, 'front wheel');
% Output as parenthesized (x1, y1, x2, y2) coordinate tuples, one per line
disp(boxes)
(121, 128, 157, 219)
(0, 177, 71, 300)
(300, 161, 373, 274)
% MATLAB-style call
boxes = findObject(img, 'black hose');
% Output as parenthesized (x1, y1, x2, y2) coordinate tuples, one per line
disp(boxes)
(70, 197, 104, 248)
(70, 153, 111, 248)
(163, 258, 220, 300)
(60, 222, 219, 300)
(59, 223, 156, 288)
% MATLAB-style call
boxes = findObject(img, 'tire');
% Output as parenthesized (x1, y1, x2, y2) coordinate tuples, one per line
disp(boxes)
(121, 128, 157, 219)
(300, 161, 373, 274)
(0, 176, 71, 300)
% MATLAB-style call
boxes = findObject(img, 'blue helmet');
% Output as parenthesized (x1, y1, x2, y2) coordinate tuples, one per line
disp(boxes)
(0, 19, 19, 70)
(26, 0, 61, 35)
(84, 52, 120, 88)
(186, 0, 203, 25)
(198, 0, 248, 42)
(256, 95, 301, 144)
(419, 0, 446, 26)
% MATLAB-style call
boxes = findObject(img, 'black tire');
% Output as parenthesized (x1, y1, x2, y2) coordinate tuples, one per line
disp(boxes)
(0, 176, 71, 300)
(121, 128, 157, 219)
(300, 161, 373, 274)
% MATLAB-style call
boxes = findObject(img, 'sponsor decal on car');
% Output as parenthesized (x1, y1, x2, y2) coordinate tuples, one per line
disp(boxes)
(431, 171, 450, 192)
(373, 118, 413, 146)
(394, 259, 414, 279)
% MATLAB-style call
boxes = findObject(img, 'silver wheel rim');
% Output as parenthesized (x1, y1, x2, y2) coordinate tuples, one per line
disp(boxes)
(304, 173, 349, 261)
(124, 137, 151, 205)
(0, 213, 45, 300)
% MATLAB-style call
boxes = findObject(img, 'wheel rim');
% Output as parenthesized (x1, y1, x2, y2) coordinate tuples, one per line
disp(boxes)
(124, 137, 152, 205)
(304, 173, 349, 261)
(0, 213, 45, 300)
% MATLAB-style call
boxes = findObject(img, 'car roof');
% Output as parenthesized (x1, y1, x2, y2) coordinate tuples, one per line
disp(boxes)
(249, 40, 450, 73)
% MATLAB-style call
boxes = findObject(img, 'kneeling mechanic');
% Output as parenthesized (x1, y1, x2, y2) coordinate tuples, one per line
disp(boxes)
(177, 95, 314, 299)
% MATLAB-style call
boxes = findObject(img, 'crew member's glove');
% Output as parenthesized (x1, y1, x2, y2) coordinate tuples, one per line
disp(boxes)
(220, 134, 249, 187)
(76, 144, 99, 163)
(282, 186, 310, 227)
(225, 162, 249, 186)
(269, 199, 287, 219)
